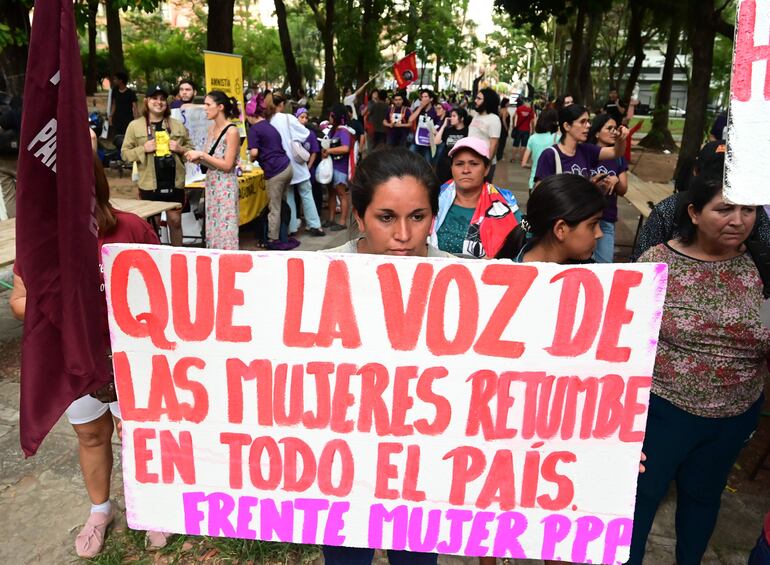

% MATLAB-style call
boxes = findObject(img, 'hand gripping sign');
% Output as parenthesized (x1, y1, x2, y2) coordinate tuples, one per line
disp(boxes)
(102, 245, 667, 564)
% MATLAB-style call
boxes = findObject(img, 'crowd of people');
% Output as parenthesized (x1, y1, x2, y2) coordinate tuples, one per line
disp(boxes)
(17, 70, 770, 564)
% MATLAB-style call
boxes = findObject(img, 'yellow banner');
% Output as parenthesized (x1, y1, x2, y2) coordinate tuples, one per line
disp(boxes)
(204, 50, 247, 158)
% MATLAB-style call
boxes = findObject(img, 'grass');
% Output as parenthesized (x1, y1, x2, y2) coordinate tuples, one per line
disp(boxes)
(628, 116, 686, 137)
(85, 528, 322, 565)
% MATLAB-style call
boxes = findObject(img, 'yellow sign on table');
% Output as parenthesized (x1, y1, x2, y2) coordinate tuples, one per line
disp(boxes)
(186, 168, 267, 226)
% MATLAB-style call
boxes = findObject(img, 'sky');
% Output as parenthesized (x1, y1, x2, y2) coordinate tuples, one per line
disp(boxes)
(467, 0, 496, 39)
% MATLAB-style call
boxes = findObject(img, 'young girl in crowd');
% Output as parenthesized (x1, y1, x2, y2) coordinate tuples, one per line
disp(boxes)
(321, 103, 353, 231)
(185, 90, 241, 250)
(433, 106, 470, 184)
(495, 173, 605, 263)
(587, 113, 629, 263)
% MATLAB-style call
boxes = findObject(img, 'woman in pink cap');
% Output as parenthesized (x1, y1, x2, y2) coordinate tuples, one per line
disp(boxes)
(430, 136, 521, 258)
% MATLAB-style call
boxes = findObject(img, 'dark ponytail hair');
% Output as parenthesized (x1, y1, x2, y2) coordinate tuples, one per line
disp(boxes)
(535, 108, 559, 134)
(496, 174, 605, 259)
(558, 104, 588, 142)
(350, 147, 439, 218)
(452, 106, 470, 128)
(207, 90, 240, 119)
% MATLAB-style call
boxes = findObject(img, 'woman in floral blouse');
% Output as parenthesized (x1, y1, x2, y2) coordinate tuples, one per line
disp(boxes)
(631, 176, 770, 564)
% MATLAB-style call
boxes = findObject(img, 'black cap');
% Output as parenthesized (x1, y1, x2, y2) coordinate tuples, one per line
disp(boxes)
(695, 140, 726, 181)
(145, 84, 169, 98)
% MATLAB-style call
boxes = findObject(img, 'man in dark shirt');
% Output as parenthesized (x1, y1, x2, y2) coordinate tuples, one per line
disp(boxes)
(110, 71, 137, 137)
(604, 89, 625, 125)
(365, 89, 390, 148)
(170, 78, 196, 110)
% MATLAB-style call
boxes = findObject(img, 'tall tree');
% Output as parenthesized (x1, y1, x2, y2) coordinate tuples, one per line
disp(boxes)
(274, 0, 302, 94)
(675, 0, 734, 178)
(306, 0, 337, 114)
(620, 0, 647, 102)
(638, 15, 681, 151)
(0, 0, 32, 96)
(207, 0, 235, 53)
(105, 0, 125, 75)
(85, 0, 99, 94)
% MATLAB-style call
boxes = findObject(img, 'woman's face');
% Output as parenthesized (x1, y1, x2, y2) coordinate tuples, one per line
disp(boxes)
(690, 191, 756, 251)
(559, 211, 604, 260)
(450, 111, 461, 127)
(355, 176, 433, 257)
(203, 96, 221, 120)
(146, 94, 167, 115)
(298, 113, 308, 125)
(597, 118, 618, 147)
(435, 104, 446, 119)
(564, 112, 590, 142)
(451, 149, 489, 192)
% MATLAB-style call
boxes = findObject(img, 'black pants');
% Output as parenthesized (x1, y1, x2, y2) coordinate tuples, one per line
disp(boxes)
(627, 393, 763, 565)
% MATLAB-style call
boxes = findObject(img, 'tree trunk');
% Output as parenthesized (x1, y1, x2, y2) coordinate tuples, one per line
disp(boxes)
(85, 0, 99, 95)
(566, 2, 587, 100)
(434, 53, 441, 92)
(105, 0, 125, 76)
(577, 11, 602, 108)
(274, 0, 302, 95)
(639, 16, 680, 151)
(405, 0, 419, 54)
(621, 0, 646, 103)
(675, 0, 716, 180)
(354, 0, 375, 87)
(0, 0, 30, 96)
(207, 0, 235, 53)
(320, 0, 337, 115)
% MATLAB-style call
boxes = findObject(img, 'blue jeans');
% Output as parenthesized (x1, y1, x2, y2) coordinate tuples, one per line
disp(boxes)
(409, 143, 433, 164)
(627, 394, 763, 565)
(285, 178, 322, 233)
(322, 546, 437, 565)
(749, 528, 770, 565)
(593, 219, 615, 263)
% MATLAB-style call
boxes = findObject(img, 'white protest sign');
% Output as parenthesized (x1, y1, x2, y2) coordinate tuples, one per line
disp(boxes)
(103, 245, 667, 564)
(171, 106, 210, 184)
(725, 0, 770, 204)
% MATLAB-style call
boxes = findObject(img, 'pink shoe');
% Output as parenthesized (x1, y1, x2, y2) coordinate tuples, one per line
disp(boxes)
(75, 509, 115, 558)
(146, 530, 172, 550)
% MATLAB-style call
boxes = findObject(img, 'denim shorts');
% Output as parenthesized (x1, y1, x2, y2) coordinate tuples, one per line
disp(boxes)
(332, 169, 348, 187)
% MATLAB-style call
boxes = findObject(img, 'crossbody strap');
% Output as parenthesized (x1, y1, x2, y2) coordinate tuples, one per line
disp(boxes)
(550, 146, 563, 174)
(208, 123, 234, 157)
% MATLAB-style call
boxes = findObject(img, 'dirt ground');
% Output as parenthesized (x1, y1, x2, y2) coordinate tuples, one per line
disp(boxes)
(628, 146, 679, 183)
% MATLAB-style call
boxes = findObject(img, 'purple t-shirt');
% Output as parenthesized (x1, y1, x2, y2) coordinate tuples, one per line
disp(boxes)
(591, 156, 628, 223)
(304, 129, 321, 172)
(534, 143, 602, 181)
(330, 127, 352, 175)
(246, 120, 290, 179)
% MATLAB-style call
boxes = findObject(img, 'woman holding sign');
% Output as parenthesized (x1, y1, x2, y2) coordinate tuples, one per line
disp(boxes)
(121, 84, 193, 246)
(323, 148, 451, 564)
(629, 177, 769, 565)
(11, 156, 171, 557)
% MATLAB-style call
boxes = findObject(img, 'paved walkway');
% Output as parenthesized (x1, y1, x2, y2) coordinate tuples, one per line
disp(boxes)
(0, 156, 767, 564)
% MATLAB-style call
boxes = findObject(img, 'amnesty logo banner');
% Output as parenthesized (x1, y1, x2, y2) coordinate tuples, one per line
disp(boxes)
(204, 51, 247, 156)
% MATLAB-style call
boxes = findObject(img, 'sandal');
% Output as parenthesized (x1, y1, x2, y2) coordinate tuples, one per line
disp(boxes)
(75, 509, 115, 558)
(329, 223, 347, 232)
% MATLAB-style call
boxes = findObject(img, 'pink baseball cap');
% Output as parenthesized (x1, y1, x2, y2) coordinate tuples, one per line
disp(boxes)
(447, 137, 490, 159)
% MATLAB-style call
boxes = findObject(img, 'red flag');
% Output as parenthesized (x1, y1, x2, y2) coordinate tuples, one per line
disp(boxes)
(394, 53, 419, 89)
(16, 0, 109, 456)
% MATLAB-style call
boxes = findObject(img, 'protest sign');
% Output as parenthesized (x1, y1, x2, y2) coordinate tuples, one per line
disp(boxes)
(203, 50, 247, 160)
(171, 106, 209, 185)
(725, 0, 770, 204)
(103, 245, 667, 564)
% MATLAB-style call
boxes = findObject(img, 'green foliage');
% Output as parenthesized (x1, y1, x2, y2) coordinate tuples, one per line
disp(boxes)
(234, 23, 285, 84)
(123, 11, 204, 89)
(79, 45, 112, 83)
(483, 12, 538, 84)
(287, 4, 323, 87)
(335, 0, 386, 84)
(0, 21, 28, 51)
